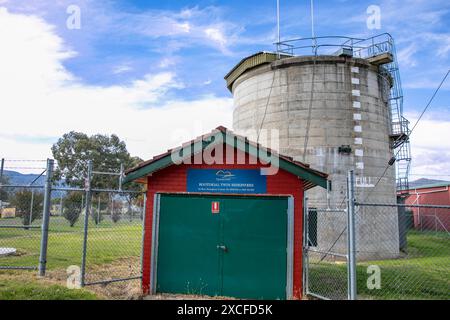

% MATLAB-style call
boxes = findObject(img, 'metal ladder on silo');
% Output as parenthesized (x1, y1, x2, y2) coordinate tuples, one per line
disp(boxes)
(363, 34, 412, 192)
(385, 38, 412, 192)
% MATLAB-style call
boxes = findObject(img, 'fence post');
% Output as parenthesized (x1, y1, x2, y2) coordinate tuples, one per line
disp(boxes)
(80, 160, 93, 287)
(303, 196, 309, 297)
(346, 170, 357, 300)
(38, 159, 54, 276)
(0, 158, 4, 209)
(140, 192, 147, 290)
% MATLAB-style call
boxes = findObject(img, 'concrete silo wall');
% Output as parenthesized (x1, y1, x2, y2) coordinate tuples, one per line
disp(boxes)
(231, 55, 399, 259)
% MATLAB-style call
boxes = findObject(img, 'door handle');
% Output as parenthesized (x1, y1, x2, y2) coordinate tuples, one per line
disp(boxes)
(217, 245, 228, 252)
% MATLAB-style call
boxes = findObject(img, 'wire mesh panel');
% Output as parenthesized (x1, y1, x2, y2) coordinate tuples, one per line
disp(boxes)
(354, 203, 450, 300)
(0, 186, 44, 270)
(0, 158, 146, 299)
(304, 208, 348, 300)
(82, 190, 145, 298)
(44, 190, 85, 277)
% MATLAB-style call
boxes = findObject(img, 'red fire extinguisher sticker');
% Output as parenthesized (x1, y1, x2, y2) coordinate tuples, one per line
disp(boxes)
(211, 201, 220, 214)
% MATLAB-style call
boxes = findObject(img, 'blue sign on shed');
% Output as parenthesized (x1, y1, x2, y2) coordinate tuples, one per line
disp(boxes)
(187, 169, 267, 194)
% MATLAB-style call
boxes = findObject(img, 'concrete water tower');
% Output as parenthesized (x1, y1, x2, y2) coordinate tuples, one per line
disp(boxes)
(225, 35, 412, 259)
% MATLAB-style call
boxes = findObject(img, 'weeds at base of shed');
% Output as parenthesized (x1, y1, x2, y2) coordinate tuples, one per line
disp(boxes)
(145, 293, 236, 300)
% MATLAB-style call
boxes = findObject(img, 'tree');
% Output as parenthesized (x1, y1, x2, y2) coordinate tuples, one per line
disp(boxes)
(9, 189, 44, 226)
(51, 132, 142, 190)
(52, 132, 144, 226)
(63, 191, 83, 227)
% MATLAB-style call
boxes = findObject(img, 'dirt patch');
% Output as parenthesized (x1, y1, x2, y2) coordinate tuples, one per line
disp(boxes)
(1, 257, 144, 300)
(0, 270, 100, 294)
(44, 257, 142, 299)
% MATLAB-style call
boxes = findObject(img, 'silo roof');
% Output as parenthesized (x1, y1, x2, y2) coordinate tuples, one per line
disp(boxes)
(224, 52, 291, 92)
(224, 52, 383, 92)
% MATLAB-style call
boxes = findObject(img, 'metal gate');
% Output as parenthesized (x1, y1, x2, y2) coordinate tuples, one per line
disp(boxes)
(303, 171, 357, 300)
(303, 205, 349, 300)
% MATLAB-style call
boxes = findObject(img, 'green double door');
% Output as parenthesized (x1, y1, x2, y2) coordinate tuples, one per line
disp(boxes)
(155, 194, 288, 299)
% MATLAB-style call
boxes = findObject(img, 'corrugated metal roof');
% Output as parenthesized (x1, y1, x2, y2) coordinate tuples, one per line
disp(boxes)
(224, 52, 290, 92)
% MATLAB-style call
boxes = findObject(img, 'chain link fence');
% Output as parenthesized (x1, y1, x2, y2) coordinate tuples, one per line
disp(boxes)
(0, 185, 44, 271)
(82, 190, 145, 297)
(354, 203, 449, 300)
(304, 171, 450, 300)
(304, 207, 349, 300)
(0, 159, 47, 272)
(3, 159, 449, 300)
(0, 158, 145, 299)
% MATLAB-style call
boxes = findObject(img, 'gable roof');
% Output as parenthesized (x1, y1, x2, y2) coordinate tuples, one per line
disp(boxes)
(123, 126, 329, 190)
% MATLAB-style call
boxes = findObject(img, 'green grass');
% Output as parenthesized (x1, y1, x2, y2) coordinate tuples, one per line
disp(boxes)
(2, 217, 448, 300)
(0, 279, 98, 300)
(1, 216, 142, 300)
(0, 216, 142, 270)
(308, 230, 450, 300)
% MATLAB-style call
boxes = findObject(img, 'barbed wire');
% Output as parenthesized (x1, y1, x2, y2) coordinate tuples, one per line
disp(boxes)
(1, 159, 47, 162)
(3, 166, 47, 170)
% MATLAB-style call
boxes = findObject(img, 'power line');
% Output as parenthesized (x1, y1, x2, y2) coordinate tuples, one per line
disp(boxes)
(362, 69, 450, 202)
(318, 69, 450, 259)
(409, 69, 450, 135)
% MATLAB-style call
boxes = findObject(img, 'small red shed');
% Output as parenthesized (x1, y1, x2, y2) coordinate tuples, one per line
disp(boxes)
(124, 127, 328, 300)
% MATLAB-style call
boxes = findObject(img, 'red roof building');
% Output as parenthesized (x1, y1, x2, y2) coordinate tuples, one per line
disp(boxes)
(124, 126, 328, 299)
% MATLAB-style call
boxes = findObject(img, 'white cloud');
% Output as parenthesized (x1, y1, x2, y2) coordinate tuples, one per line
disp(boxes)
(405, 111, 450, 179)
(425, 33, 450, 58)
(91, 5, 240, 55)
(158, 57, 179, 69)
(204, 27, 229, 51)
(397, 44, 417, 68)
(112, 63, 133, 74)
(0, 8, 233, 165)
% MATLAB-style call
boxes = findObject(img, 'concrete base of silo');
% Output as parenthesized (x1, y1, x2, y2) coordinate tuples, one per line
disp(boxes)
(313, 208, 400, 261)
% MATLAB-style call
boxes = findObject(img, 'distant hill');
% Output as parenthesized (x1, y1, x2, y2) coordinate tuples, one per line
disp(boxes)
(1, 170, 46, 186)
(409, 178, 450, 188)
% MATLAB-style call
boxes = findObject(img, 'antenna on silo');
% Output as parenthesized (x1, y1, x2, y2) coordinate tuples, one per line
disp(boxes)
(310, 0, 317, 52)
(276, 0, 281, 57)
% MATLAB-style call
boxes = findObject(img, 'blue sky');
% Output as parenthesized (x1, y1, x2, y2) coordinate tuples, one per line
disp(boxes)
(0, 0, 449, 178)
